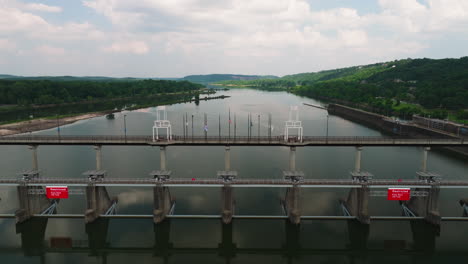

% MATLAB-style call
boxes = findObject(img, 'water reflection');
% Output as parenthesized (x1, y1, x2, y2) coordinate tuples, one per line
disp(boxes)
(2, 89, 468, 263)
(7, 218, 466, 264)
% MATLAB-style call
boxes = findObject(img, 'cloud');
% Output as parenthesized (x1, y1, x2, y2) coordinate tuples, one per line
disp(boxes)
(0, 6, 50, 33)
(2, 0, 468, 76)
(36, 45, 66, 56)
(339, 30, 369, 47)
(103, 40, 149, 54)
(23, 3, 62, 13)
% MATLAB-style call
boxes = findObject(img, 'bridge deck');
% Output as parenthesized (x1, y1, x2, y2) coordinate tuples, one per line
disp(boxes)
(1, 178, 468, 187)
(0, 135, 466, 146)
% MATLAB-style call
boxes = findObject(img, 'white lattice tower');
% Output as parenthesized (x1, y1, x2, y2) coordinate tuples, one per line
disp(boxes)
(153, 106, 172, 141)
(284, 106, 303, 142)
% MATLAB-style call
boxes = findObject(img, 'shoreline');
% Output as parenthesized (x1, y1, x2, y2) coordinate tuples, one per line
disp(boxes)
(0, 94, 231, 137)
(0, 111, 112, 136)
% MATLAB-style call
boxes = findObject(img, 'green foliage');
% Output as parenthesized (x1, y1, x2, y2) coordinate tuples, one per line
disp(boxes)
(183, 74, 278, 84)
(0, 79, 203, 106)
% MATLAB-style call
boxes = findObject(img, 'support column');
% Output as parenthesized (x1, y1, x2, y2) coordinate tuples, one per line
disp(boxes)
(406, 147, 441, 226)
(421, 147, 430, 173)
(404, 186, 441, 226)
(86, 217, 110, 255)
(153, 186, 174, 224)
(94, 145, 102, 171)
(85, 184, 114, 224)
(219, 222, 236, 261)
(29, 145, 38, 171)
(16, 185, 52, 224)
(17, 218, 48, 256)
(84, 171, 115, 224)
(154, 219, 172, 258)
(354, 146, 362, 173)
(283, 186, 301, 224)
(221, 186, 235, 224)
(225, 146, 231, 171)
(16, 145, 51, 223)
(341, 186, 370, 224)
(289, 147, 296, 171)
(160, 146, 166, 171)
(344, 146, 371, 224)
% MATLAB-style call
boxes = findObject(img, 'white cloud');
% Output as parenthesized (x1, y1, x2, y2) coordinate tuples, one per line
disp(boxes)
(103, 40, 149, 54)
(1, 0, 468, 76)
(23, 3, 62, 13)
(0, 6, 50, 33)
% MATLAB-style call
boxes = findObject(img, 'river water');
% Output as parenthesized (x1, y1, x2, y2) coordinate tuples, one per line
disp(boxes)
(1, 89, 468, 263)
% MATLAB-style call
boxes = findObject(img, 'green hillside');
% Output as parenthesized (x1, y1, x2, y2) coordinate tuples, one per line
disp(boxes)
(0, 75, 144, 82)
(218, 57, 468, 121)
(183, 74, 278, 84)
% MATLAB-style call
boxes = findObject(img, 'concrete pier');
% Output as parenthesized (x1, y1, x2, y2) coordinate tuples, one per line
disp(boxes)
(342, 186, 370, 224)
(421, 147, 430, 172)
(86, 218, 110, 255)
(410, 219, 438, 252)
(94, 145, 102, 170)
(347, 219, 369, 249)
(225, 146, 231, 171)
(85, 146, 115, 223)
(404, 147, 441, 226)
(219, 222, 236, 260)
(15, 185, 53, 224)
(85, 184, 113, 223)
(16, 218, 48, 256)
(160, 146, 167, 171)
(341, 147, 371, 224)
(405, 186, 441, 226)
(289, 147, 296, 171)
(284, 221, 301, 251)
(283, 186, 301, 224)
(154, 219, 172, 257)
(221, 185, 235, 224)
(15, 147, 52, 224)
(29, 145, 38, 171)
(354, 146, 362, 173)
(153, 186, 174, 224)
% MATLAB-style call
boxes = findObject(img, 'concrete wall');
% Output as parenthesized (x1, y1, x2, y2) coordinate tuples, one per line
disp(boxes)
(328, 103, 468, 156)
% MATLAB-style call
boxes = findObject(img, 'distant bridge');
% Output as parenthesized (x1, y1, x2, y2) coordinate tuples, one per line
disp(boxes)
(0, 135, 466, 146)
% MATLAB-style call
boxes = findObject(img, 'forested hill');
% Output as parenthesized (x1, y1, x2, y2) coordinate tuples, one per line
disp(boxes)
(0, 75, 144, 82)
(295, 57, 468, 111)
(217, 57, 468, 119)
(0, 74, 278, 84)
(0, 79, 203, 105)
(182, 74, 278, 84)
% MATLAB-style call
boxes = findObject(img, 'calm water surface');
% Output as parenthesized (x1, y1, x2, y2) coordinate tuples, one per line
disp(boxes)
(0, 89, 468, 263)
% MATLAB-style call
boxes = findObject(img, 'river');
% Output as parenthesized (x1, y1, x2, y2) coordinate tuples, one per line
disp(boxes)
(1, 89, 468, 263)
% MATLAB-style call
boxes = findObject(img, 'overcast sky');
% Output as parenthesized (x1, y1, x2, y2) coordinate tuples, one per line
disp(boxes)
(1, 0, 468, 78)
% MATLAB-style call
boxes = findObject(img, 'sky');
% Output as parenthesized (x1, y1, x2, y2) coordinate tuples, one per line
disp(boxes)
(0, 0, 468, 78)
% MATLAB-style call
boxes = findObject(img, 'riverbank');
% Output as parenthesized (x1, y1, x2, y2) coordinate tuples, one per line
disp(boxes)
(0, 94, 230, 136)
(0, 111, 110, 136)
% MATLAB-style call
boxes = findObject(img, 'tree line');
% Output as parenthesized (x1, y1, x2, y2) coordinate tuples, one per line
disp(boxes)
(0, 79, 204, 106)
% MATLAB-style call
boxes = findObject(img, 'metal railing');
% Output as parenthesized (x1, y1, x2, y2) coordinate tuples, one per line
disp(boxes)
(0, 134, 466, 145)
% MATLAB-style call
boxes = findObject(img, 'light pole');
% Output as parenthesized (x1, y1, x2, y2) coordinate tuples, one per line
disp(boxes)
(123, 114, 127, 141)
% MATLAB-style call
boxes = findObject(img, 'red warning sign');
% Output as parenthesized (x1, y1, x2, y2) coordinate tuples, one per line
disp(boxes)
(387, 188, 410, 201)
(46, 186, 69, 199)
